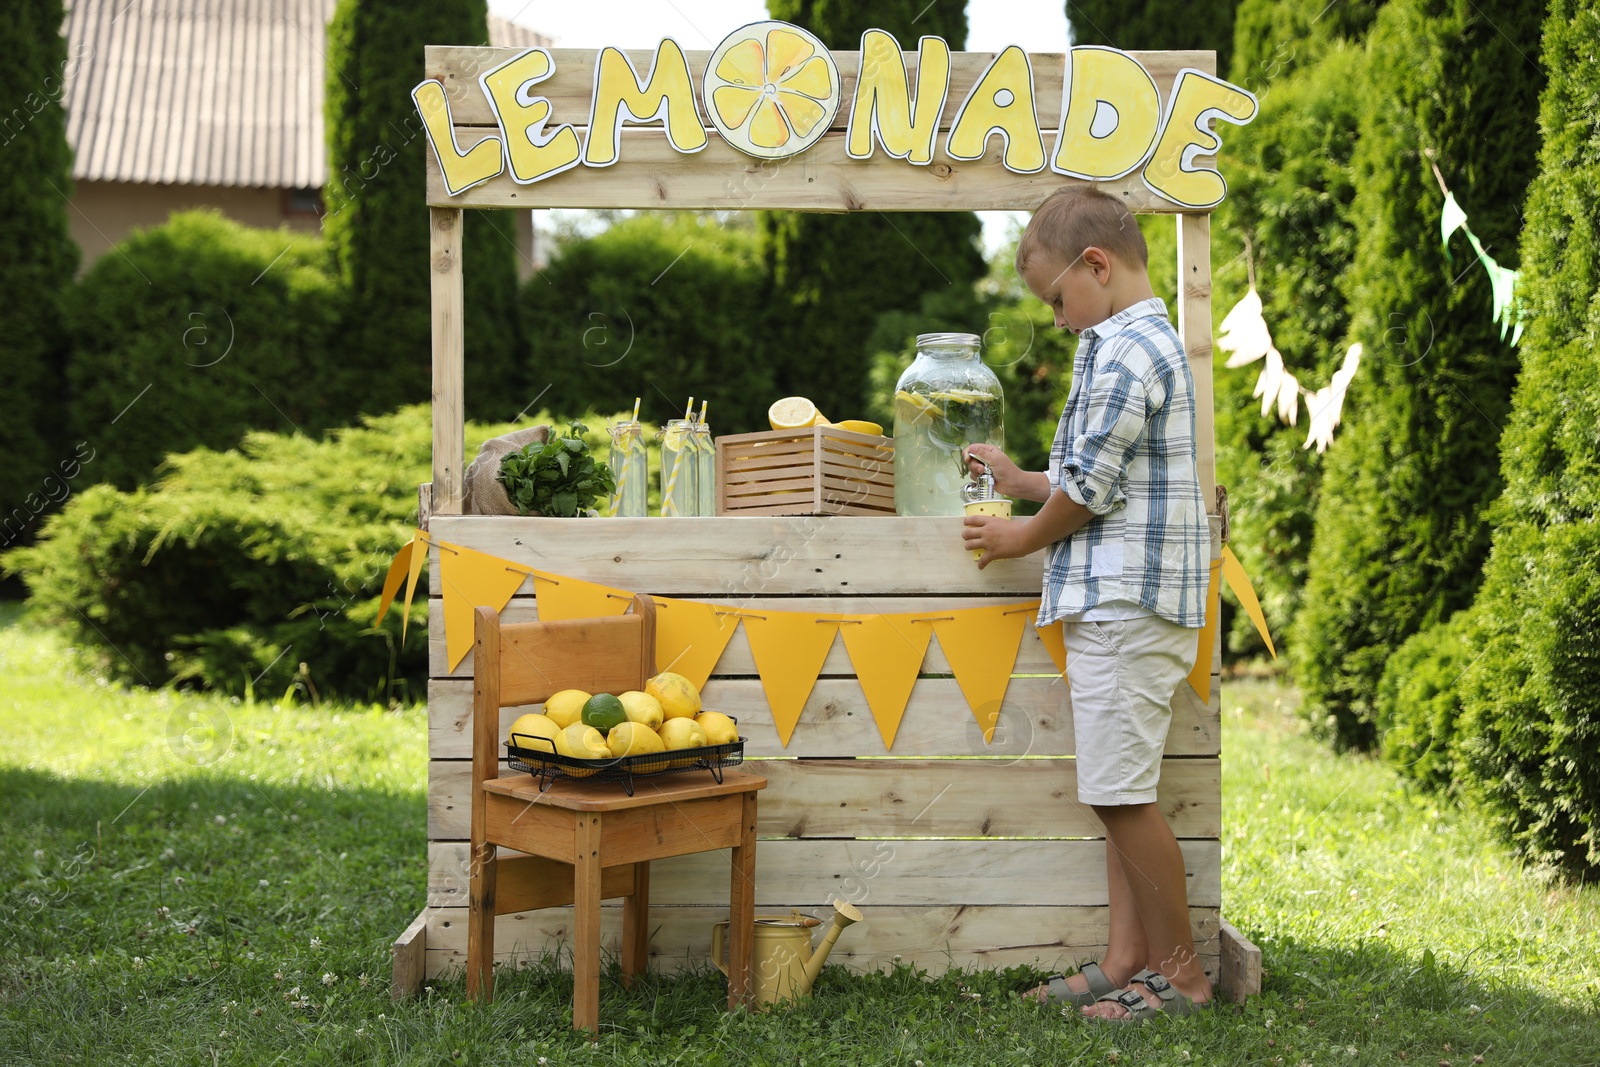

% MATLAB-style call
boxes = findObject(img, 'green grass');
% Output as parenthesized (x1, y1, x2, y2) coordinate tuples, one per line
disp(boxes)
(2, 602, 1598, 1065)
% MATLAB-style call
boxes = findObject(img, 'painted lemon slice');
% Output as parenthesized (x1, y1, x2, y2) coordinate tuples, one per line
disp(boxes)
(704, 21, 841, 160)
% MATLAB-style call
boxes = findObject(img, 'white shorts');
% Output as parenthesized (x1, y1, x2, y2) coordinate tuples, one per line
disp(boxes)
(1064, 613, 1200, 806)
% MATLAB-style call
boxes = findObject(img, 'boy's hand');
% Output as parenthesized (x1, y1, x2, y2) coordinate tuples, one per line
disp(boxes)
(962, 514, 1026, 570)
(965, 444, 1052, 503)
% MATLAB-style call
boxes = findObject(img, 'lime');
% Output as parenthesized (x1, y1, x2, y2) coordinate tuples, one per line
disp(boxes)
(581, 693, 628, 733)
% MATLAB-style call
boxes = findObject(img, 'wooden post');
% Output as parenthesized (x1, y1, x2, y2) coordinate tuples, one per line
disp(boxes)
(1177, 212, 1215, 513)
(431, 207, 465, 516)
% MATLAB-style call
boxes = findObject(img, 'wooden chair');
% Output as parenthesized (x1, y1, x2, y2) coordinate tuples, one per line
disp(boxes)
(466, 597, 766, 1035)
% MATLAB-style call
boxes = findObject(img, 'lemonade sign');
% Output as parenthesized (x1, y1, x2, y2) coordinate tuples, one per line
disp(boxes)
(413, 22, 1258, 211)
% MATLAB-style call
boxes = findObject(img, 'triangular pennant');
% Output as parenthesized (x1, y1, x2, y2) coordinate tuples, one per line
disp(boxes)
(931, 605, 1032, 743)
(839, 613, 934, 751)
(1035, 619, 1068, 678)
(439, 543, 533, 671)
(1439, 190, 1468, 260)
(374, 538, 415, 628)
(531, 570, 632, 624)
(399, 529, 429, 641)
(1220, 546, 1276, 660)
(654, 598, 741, 691)
(1188, 558, 1224, 704)
(741, 612, 841, 747)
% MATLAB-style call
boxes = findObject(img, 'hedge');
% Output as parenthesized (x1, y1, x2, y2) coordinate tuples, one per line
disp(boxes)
(65, 211, 346, 490)
(1210, 42, 1366, 656)
(1289, 0, 1544, 749)
(1450, 0, 1600, 879)
(2, 406, 629, 702)
(0, 0, 79, 545)
(522, 213, 776, 433)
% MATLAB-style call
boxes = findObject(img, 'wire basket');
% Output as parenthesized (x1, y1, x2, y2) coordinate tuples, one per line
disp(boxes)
(505, 720, 745, 797)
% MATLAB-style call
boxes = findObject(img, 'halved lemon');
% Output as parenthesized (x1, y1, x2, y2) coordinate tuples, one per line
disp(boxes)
(768, 396, 827, 430)
(832, 419, 883, 436)
(704, 22, 841, 160)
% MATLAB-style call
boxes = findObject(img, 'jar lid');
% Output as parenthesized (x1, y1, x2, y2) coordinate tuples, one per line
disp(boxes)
(916, 332, 981, 347)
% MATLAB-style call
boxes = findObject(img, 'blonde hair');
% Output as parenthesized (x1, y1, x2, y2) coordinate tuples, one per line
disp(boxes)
(1015, 186, 1148, 274)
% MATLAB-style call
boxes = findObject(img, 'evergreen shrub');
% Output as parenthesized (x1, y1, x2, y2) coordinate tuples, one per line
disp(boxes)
(1290, 0, 1543, 748)
(1374, 608, 1473, 792)
(522, 214, 775, 433)
(1450, 0, 1600, 878)
(2, 407, 627, 701)
(65, 211, 345, 489)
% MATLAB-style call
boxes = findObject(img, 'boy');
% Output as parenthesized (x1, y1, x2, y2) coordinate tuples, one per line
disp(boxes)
(962, 186, 1212, 1021)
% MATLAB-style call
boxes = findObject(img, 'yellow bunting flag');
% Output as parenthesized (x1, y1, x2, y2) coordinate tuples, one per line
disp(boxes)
(654, 598, 741, 691)
(838, 613, 934, 751)
(1035, 619, 1068, 678)
(398, 529, 430, 641)
(374, 538, 415, 628)
(438, 543, 533, 671)
(1221, 546, 1276, 659)
(741, 611, 841, 747)
(1188, 557, 1224, 704)
(931, 605, 1032, 743)
(531, 570, 633, 624)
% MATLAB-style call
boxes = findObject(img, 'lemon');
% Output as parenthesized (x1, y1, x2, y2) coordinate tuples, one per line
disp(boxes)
(506, 713, 562, 754)
(555, 723, 611, 771)
(646, 671, 703, 719)
(581, 692, 628, 733)
(832, 419, 883, 436)
(618, 690, 665, 731)
(607, 721, 666, 758)
(768, 396, 827, 430)
(543, 689, 591, 729)
(704, 22, 840, 160)
(659, 717, 708, 754)
(695, 711, 740, 746)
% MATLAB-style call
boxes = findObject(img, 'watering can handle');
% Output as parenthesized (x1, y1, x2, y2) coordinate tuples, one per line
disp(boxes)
(709, 920, 729, 977)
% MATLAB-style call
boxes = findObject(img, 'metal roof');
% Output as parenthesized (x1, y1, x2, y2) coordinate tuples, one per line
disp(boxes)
(63, 0, 550, 189)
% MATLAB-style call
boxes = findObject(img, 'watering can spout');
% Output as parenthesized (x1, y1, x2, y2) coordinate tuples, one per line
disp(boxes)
(798, 899, 863, 996)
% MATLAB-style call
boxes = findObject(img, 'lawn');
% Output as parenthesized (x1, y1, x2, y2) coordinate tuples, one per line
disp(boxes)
(2, 602, 1598, 1066)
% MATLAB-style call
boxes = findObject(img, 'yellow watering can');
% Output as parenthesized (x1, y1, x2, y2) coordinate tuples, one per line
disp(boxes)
(711, 899, 864, 1005)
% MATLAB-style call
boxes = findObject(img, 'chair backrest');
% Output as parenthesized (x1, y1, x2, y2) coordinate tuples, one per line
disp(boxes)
(471, 596, 658, 785)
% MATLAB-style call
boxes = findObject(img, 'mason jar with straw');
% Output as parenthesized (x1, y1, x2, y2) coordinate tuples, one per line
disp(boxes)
(691, 400, 716, 517)
(660, 398, 698, 516)
(607, 398, 648, 517)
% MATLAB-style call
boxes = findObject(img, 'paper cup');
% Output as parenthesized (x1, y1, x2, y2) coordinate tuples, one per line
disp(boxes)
(964, 499, 1012, 560)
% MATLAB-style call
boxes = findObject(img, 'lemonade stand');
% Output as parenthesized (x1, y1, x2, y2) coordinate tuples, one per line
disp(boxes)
(391, 23, 1261, 1004)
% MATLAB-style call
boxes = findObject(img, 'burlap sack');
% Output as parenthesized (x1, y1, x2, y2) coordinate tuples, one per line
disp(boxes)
(463, 425, 551, 515)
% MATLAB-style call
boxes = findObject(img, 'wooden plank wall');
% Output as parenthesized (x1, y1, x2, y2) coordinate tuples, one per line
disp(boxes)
(420, 515, 1222, 980)
(421, 47, 1217, 212)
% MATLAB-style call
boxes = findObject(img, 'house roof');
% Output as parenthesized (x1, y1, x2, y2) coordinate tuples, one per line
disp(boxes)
(63, 0, 551, 190)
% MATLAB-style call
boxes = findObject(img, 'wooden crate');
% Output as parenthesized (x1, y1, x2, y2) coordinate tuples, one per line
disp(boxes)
(715, 426, 895, 517)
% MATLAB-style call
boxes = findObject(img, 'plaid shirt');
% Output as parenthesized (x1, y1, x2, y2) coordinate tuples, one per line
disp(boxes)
(1040, 298, 1209, 628)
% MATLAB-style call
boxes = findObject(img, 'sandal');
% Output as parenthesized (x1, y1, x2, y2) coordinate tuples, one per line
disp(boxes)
(1034, 961, 1118, 1007)
(1089, 969, 1212, 1022)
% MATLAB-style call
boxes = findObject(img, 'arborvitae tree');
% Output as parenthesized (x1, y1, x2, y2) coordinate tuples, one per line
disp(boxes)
(1067, 0, 1237, 76)
(0, 0, 79, 549)
(324, 0, 525, 421)
(761, 0, 985, 420)
(1209, 1, 1381, 655)
(1450, 0, 1600, 878)
(1290, 0, 1545, 749)
(1228, 0, 1383, 87)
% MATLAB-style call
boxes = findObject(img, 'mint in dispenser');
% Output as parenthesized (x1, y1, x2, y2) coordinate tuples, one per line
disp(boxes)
(893, 333, 1004, 516)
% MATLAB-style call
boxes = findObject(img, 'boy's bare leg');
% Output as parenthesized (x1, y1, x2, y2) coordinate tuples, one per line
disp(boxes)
(1082, 802, 1212, 1018)
(1023, 837, 1149, 1001)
